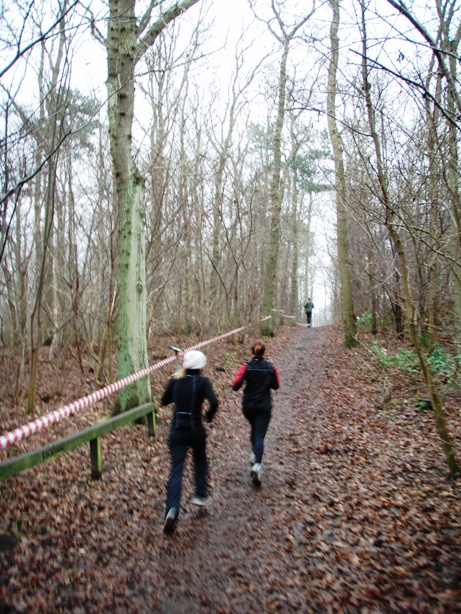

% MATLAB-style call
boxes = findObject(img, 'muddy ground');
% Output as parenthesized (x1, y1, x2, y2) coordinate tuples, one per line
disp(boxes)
(0, 325, 460, 613)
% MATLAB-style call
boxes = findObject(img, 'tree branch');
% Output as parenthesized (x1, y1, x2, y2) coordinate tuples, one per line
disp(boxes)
(0, 0, 79, 80)
(136, 0, 201, 63)
(386, 0, 461, 116)
(350, 49, 461, 131)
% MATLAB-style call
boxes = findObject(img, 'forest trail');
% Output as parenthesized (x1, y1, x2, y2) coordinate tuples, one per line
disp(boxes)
(1, 325, 460, 613)
(153, 324, 327, 612)
(136, 324, 460, 613)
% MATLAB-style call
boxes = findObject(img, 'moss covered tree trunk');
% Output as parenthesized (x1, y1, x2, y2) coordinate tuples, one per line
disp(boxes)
(106, 0, 200, 413)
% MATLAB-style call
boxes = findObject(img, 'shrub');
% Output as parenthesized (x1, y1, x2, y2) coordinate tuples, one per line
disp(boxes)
(368, 342, 419, 373)
(368, 341, 461, 389)
(427, 344, 461, 386)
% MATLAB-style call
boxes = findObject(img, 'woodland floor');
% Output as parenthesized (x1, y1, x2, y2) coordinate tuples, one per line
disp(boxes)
(0, 324, 460, 613)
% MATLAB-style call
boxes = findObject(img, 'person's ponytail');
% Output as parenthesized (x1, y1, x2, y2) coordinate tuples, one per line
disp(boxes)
(251, 340, 266, 356)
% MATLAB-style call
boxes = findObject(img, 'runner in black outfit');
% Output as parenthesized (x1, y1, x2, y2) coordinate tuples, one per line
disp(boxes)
(161, 350, 218, 534)
(231, 341, 280, 486)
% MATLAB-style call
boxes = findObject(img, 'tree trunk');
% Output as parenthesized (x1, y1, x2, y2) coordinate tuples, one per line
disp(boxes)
(360, 0, 459, 476)
(303, 194, 313, 302)
(367, 247, 378, 335)
(261, 39, 290, 336)
(446, 50, 461, 354)
(327, 0, 357, 347)
(106, 0, 199, 412)
(27, 152, 57, 415)
(106, 0, 150, 412)
(425, 62, 442, 349)
(210, 90, 236, 326)
(259, 5, 314, 336)
(289, 170, 299, 322)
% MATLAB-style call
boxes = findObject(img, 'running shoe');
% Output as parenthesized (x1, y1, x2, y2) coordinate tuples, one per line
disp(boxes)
(191, 496, 213, 506)
(251, 463, 262, 486)
(163, 508, 178, 534)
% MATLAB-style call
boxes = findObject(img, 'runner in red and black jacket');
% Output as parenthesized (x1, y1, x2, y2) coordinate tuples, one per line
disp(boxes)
(231, 340, 280, 486)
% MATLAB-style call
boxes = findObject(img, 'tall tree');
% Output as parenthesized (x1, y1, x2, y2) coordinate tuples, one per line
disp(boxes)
(327, 0, 357, 347)
(105, 0, 200, 413)
(27, 1, 72, 414)
(385, 0, 461, 353)
(252, 0, 316, 336)
(439, 2, 461, 355)
(360, 0, 459, 476)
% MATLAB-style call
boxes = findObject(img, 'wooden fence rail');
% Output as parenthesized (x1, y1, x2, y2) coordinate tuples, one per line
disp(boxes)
(0, 316, 275, 483)
(0, 402, 155, 482)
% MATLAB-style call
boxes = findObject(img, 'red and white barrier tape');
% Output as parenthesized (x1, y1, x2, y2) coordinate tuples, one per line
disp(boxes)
(0, 317, 270, 450)
(272, 309, 296, 320)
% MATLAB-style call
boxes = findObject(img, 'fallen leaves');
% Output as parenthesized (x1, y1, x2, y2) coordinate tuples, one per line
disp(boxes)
(0, 325, 460, 612)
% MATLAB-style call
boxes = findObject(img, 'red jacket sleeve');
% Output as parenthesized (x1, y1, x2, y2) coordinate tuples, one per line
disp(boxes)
(231, 363, 247, 391)
(271, 365, 280, 390)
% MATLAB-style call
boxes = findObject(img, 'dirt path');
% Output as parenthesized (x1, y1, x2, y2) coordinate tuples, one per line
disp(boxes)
(1, 325, 460, 613)
(152, 324, 316, 612)
(147, 325, 460, 613)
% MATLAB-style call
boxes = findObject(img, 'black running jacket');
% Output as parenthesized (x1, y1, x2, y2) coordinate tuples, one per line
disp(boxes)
(231, 357, 280, 414)
(161, 370, 218, 431)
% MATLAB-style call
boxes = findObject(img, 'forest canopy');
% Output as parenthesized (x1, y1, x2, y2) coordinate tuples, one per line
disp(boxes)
(0, 0, 460, 436)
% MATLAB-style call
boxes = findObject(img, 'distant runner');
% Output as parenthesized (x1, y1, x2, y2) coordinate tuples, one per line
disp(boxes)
(304, 298, 314, 328)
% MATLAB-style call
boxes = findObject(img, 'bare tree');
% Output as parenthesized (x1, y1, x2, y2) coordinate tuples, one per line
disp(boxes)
(105, 0, 200, 413)
(250, 0, 317, 335)
(327, 0, 357, 347)
(359, 0, 459, 476)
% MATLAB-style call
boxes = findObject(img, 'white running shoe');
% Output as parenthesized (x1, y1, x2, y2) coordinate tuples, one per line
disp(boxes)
(191, 496, 212, 506)
(163, 508, 178, 534)
(250, 463, 262, 486)
(250, 452, 256, 464)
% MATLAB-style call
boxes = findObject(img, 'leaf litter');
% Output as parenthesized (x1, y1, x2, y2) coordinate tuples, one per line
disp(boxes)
(0, 325, 460, 612)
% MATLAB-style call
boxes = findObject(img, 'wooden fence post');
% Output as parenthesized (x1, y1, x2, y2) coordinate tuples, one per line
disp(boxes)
(90, 438, 102, 480)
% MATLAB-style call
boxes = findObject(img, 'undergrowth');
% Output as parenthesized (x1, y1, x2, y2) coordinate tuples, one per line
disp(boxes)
(368, 340, 461, 391)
